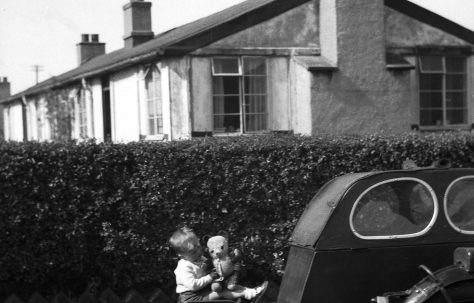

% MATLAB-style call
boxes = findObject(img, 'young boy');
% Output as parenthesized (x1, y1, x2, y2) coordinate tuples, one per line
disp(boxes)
(169, 227, 267, 302)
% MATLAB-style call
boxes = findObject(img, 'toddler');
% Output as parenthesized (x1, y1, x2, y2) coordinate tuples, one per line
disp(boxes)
(169, 227, 267, 302)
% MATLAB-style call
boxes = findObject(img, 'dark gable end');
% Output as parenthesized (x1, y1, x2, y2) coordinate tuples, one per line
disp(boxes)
(5, 0, 312, 103)
(385, 0, 474, 44)
(161, 0, 313, 54)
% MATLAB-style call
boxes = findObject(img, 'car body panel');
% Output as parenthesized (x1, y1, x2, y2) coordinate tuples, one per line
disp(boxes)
(278, 168, 474, 303)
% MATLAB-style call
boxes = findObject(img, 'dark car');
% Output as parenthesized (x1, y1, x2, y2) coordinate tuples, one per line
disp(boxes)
(278, 166, 474, 303)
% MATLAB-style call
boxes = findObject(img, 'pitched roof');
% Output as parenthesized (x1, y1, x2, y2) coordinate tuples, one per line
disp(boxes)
(3, 0, 310, 103)
(4, 0, 474, 104)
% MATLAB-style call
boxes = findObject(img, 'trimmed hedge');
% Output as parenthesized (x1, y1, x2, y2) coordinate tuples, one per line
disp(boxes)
(1, 133, 474, 298)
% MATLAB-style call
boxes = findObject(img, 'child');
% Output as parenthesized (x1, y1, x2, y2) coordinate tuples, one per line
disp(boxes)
(169, 227, 267, 302)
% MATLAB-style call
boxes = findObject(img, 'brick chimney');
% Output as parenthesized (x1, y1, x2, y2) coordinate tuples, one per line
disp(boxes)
(0, 77, 10, 100)
(77, 34, 106, 65)
(123, 0, 154, 48)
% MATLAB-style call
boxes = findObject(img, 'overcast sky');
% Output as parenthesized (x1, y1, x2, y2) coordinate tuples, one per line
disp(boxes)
(1, 0, 474, 95)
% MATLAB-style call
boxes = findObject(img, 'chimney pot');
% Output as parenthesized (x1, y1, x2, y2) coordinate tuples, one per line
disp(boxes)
(81, 34, 90, 42)
(3, 77, 7, 83)
(91, 34, 99, 42)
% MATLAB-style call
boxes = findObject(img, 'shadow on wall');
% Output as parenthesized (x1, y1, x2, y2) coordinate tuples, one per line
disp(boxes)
(309, 70, 413, 134)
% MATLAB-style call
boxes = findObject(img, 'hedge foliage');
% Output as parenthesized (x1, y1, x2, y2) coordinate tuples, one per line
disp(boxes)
(1, 133, 474, 298)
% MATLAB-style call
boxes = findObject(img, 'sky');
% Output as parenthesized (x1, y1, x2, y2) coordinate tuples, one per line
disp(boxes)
(1, 0, 474, 95)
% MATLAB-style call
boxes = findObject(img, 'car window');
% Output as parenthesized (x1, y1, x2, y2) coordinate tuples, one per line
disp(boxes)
(445, 176, 474, 234)
(350, 178, 437, 239)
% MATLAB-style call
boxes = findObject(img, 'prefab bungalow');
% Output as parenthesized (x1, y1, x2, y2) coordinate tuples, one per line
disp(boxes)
(2, 0, 474, 142)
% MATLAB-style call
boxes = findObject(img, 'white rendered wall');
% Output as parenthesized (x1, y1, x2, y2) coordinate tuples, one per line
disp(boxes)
(191, 57, 213, 132)
(111, 67, 140, 142)
(267, 57, 290, 131)
(290, 60, 312, 135)
(26, 99, 38, 141)
(6, 102, 23, 141)
(91, 78, 104, 142)
(37, 97, 51, 141)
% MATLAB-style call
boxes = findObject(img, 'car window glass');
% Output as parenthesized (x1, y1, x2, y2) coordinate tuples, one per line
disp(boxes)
(445, 177, 474, 233)
(351, 179, 436, 239)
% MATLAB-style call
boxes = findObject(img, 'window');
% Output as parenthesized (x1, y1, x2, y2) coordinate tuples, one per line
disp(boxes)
(350, 178, 437, 239)
(145, 65, 163, 135)
(212, 57, 267, 133)
(78, 89, 87, 138)
(445, 176, 474, 234)
(418, 56, 467, 127)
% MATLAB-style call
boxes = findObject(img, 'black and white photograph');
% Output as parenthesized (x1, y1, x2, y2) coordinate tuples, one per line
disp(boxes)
(1, 0, 474, 302)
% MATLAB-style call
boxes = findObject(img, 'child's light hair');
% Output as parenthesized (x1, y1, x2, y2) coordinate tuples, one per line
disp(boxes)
(169, 227, 199, 255)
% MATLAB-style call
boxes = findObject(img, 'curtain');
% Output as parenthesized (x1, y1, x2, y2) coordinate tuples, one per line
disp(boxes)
(244, 58, 266, 132)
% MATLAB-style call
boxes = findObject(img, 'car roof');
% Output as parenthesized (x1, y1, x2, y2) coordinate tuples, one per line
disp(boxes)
(290, 168, 474, 250)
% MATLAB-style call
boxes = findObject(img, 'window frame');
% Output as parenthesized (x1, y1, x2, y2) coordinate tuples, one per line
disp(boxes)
(444, 176, 474, 235)
(418, 55, 468, 128)
(211, 56, 268, 135)
(143, 64, 164, 140)
(349, 177, 438, 240)
(211, 57, 242, 76)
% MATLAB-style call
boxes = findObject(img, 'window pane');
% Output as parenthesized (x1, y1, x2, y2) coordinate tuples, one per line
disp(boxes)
(145, 75, 154, 99)
(446, 178, 474, 232)
(419, 74, 442, 90)
(245, 114, 266, 132)
(446, 92, 466, 108)
(420, 109, 443, 126)
(446, 57, 466, 73)
(244, 58, 266, 75)
(446, 74, 465, 90)
(213, 115, 225, 132)
(213, 115, 240, 133)
(244, 76, 266, 94)
(420, 92, 442, 108)
(352, 180, 435, 237)
(148, 118, 156, 135)
(213, 96, 240, 114)
(158, 116, 163, 133)
(147, 99, 155, 116)
(213, 77, 240, 95)
(213, 58, 240, 74)
(419, 56, 443, 73)
(155, 96, 162, 114)
(446, 109, 467, 125)
(245, 95, 266, 114)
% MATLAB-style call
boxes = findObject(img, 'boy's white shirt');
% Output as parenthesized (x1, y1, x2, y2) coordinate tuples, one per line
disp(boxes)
(175, 256, 213, 293)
